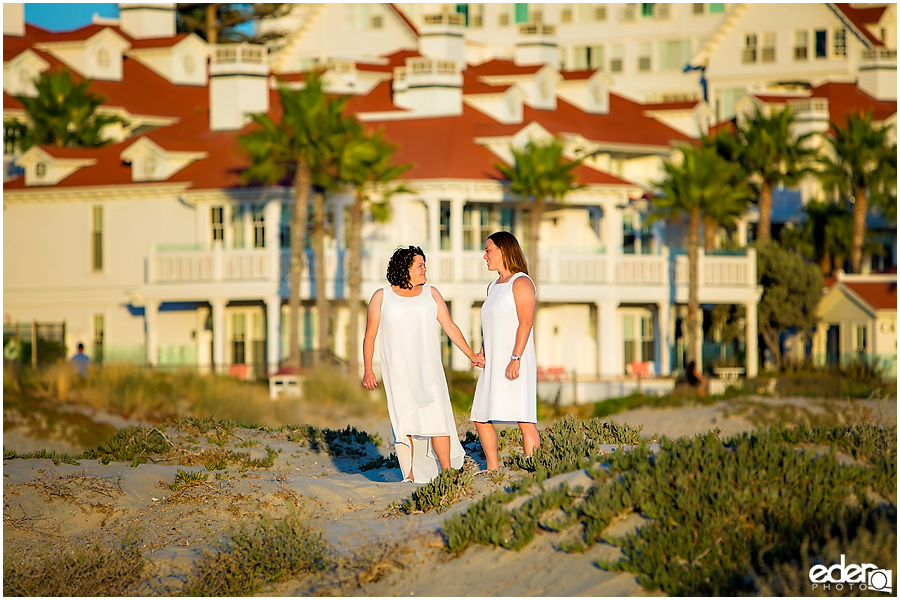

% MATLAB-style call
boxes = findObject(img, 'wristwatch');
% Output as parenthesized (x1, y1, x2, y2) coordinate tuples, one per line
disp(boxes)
(510, 355, 521, 361)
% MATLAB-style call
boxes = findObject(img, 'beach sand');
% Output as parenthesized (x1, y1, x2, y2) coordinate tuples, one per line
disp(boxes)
(3, 395, 894, 596)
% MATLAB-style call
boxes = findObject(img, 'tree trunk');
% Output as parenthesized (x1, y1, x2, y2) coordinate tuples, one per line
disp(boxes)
(347, 192, 364, 378)
(850, 186, 868, 274)
(687, 208, 701, 368)
(761, 327, 783, 369)
(205, 3, 218, 45)
(703, 215, 716, 253)
(287, 162, 310, 369)
(757, 181, 773, 243)
(312, 188, 329, 364)
(527, 200, 543, 285)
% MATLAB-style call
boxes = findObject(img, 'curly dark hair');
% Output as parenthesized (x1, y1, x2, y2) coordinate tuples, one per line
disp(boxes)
(386, 245, 425, 289)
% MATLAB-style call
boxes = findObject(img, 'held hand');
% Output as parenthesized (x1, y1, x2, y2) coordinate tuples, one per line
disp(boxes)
(505, 359, 520, 380)
(362, 371, 378, 390)
(471, 350, 485, 368)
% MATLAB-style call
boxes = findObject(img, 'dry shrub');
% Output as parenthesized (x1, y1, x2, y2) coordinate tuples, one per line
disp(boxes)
(3, 540, 143, 596)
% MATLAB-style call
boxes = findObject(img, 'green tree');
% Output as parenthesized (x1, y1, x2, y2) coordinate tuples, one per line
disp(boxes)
(755, 241, 824, 369)
(333, 129, 411, 376)
(176, 3, 291, 46)
(494, 138, 583, 285)
(780, 200, 853, 276)
(3, 69, 124, 152)
(719, 106, 814, 243)
(817, 112, 896, 273)
(239, 73, 351, 368)
(650, 144, 751, 369)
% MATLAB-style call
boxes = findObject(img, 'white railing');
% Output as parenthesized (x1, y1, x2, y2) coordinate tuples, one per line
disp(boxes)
(149, 245, 272, 284)
(148, 245, 756, 290)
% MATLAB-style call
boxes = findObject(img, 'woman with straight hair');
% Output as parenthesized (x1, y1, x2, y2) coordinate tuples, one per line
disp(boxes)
(362, 245, 482, 483)
(471, 231, 540, 470)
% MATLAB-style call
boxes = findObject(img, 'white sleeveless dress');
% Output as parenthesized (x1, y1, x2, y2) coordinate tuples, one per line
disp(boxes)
(379, 285, 465, 482)
(471, 273, 537, 423)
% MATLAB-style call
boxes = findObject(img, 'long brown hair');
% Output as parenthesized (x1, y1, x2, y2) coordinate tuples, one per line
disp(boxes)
(488, 231, 528, 275)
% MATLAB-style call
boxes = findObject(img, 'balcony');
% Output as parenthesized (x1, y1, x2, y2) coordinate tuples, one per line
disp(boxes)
(145, 244, 757, 303)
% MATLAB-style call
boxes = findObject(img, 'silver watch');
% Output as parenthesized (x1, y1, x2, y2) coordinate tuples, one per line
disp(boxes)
(510, 355, 521, 361)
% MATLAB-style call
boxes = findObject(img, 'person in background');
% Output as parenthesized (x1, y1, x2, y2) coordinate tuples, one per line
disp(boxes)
(471, 231, 540, 471)
(362, 245, 484, 483)
(686, 360, 707, 397)
(71, 342, 91, 378)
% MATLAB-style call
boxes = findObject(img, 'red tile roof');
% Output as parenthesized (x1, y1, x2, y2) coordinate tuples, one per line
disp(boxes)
(810, 81, 897, 125)
(560, 69, 595, 81)
(843, 281, 897, 310)
(128, 34, 191, 49)
(642, 100, 701, 111)
(468, 59, 543, 77)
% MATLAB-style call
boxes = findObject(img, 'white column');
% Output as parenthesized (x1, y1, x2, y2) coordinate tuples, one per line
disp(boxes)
(598, 300, 621, 377)
(197, 307, 212, 374)
(450, 297, 473, 371)
(656, 301, 671, 376)
(427, 197, 441, 280)
(145, 300, 160, 367)
(745, 299, 758, 377)
(211, 298, 226, 374)
(450, 197, 465, 284)
(264, 199, 281, 273)
(266, 295, 281, 376)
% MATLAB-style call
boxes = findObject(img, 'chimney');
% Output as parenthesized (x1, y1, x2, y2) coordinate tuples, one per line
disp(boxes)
(119, 3, 176, 39)
(858, 49, 897, 101)
(514, 24, 559, 67)
(418, 12, 467, 69)
(3, 3, 24, 37)
(209, 43, 270, 131)
(392, 57, 462, 116)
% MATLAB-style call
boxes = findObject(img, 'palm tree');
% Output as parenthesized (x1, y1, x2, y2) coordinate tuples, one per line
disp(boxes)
(817, 112, 896, 273)
(239, 72, 351, 369)
(3, 68, 124, 152)
(721, 106, 814, 243)
(494, 138, 583, 284)
(650, 144, 751, 370)
(780, 200, 853, 276)
(334, 129, 411, 376)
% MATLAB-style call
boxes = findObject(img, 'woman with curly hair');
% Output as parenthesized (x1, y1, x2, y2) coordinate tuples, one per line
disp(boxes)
(362, 245, 483, 483)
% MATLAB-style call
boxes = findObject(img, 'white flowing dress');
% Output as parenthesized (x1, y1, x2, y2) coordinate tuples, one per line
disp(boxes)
(471, 273, 537, 423)
(379, 285, 465, 483)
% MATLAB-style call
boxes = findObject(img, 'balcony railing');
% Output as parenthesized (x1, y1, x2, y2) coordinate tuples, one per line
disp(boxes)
(146, 245, 756, 292)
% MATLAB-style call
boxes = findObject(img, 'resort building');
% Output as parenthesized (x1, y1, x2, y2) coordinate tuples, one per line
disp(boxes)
(2, 3, 895, 390)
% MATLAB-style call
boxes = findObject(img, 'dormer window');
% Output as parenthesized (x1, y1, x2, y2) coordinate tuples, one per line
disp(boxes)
(539, 79, 550, 100)
(142, 155, 158, 178)
(183, 54, 197, 74)
(96, 47, 111, 69)
(35, 162, 47, 179)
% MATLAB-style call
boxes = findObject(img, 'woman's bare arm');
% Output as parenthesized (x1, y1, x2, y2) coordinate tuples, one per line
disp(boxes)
(362, 289, 384, 389)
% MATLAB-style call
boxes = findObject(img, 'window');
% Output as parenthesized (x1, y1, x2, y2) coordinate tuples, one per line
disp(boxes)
(35, 161, 46, 178)
(280, 203, 291, 248)
(183, 54, 196, 74)
(574, 45, 604, 70)
(498, 10, 510, 26)
(560, 3, 572, 22)
(623, 213, 653, 254)
(93, 313, 104, 365)
(232, 313, 246, 365)
(439, 201, 451, 250)
(708, 3, 724, 13)
(622, 3, 636, 21)
(641, 3, 654, 17)
(211, 207, 224, 243)
(531, 8, 543, 23)
(815, 29, 827, 58)
(371, 14, 383, 28)
(610, 44, 624, 73)
(833, 28, 846, 58)
(595, 4, 606, 20)
(359, 4, 369, 30)
(231, 205, 245, 249)
(92, 205, 103, 272)
(657, 3, 670, 19)
(469, 3, 484, 27)
(638, 41, 652, 72)
(253, 204, 265, 248)
(96, 47, 110, 68)
(794, 30, 808, 60)
(514, 3, 528, 23)
(742, 34, 757, 63)
(658, 40, 690, 71)
(641, 314, 654, 362)
(622, 312, 655, 369)
(855, 325, 867, 354)
(692, 3, 705, 14)
(762, 32, 776, 63)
